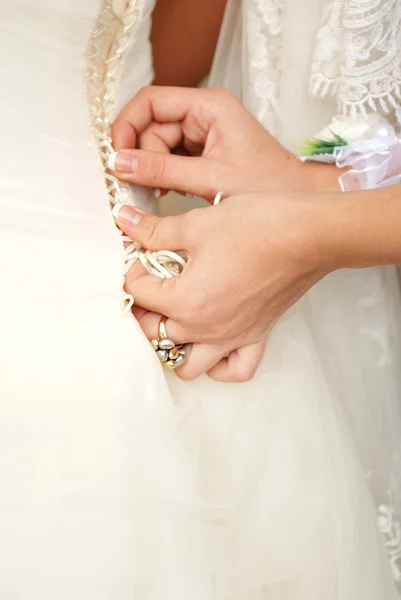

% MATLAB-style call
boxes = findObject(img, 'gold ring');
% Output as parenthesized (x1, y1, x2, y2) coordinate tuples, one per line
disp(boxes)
(151, 316, 188, 370)
(158, 314, 169, 340)
(213, 191, 225, 206)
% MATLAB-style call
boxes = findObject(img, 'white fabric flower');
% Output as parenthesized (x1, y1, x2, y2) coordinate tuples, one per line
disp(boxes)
(316, 113, 386, 142)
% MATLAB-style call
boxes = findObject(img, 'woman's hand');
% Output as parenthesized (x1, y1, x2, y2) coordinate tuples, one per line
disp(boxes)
(114, 192, 332, 380)
(109, 85, 345, 381)
(111, 86, 340, 201)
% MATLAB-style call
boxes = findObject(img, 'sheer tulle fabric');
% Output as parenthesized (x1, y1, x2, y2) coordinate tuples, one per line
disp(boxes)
(0, 1, 400, 599)
(211, 0, 401, 591)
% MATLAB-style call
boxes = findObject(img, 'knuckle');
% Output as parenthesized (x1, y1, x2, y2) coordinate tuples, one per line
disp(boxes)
(235, 363, 258, 383)
(138, 123, 158, 148)
(201, 88, 238, 125)
(181, 294, 208, 324)
(123, 276, 136, 297)
(123, 262, 141, 291)
(208, 87, 235, 104)
(234, 365, 257, 383)
(136, 85, 153, 99)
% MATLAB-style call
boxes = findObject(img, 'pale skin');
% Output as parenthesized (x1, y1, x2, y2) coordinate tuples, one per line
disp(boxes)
(109, 88, 401, 380)
(112, 87, 342, 198)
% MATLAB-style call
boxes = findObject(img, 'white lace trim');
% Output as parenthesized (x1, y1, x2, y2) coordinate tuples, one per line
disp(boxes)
(246, 0, 284, 134)
(378, 500, 401, 583)
(85, 0, 187, 314)
(311, 0, 401, 117)
(247, 0, 401, 125)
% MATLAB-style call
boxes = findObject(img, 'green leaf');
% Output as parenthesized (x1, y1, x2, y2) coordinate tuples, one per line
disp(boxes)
(300, 130, 348, 156)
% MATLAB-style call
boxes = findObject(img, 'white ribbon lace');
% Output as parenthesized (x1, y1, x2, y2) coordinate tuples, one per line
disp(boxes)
(85, 0, 187, 314)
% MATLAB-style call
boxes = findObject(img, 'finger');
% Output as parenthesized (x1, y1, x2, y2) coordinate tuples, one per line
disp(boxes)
(131, 304, 148, 321)
(138, 123, 203, 157)
(125, 260, 151, 321)
(113, 204, 189, 251)
(134, 310, 193, 345)
(125, 256, 148, 283)
(175, 343, 227, 380)
(124, 273, 182, 318)
(108, 149, 220, 200)
(138, 122, 183, 154)
(137, 124, 185, 197)
(112, 86, 217, 151)
(135, 311, 225, 380)
(207, 341, 265, 383)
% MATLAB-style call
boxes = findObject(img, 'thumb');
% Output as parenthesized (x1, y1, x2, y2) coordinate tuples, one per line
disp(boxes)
(112, 203, 187, 251)
(108, 149, 220, 201)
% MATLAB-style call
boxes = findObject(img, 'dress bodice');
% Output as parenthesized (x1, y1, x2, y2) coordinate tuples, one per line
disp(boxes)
(0, 0, 133, 341)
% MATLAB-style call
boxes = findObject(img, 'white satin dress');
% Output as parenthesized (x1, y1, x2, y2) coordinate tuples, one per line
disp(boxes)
(0, 1, 400, 599)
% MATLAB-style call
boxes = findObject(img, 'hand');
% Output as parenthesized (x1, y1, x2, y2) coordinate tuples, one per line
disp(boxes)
(114, 193, 331, 380)
(111, 86, 339, 201)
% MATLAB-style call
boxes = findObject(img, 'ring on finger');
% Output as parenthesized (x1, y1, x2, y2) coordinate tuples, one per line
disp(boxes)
(151, 315, 190, 370)
(213, 191, 225, 206)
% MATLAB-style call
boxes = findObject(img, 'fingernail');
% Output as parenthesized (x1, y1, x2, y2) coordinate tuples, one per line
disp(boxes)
(154, 188, 161, 199)
(112, 203, 143, 226)
(108, 151, 138, 173)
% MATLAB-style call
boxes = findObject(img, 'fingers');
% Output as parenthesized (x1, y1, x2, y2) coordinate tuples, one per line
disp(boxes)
(134, 305, 266, 382)
(126, 260, 150, 321)
(207, 342, 266, 382)
(175, 344, 226, 380)
(138, 122, 203, 157)
(124, 274, 175, 316)
(138, 122, 183, 154)
(134, 304, 266, 382)
(134, 310, 193, 346)
(112, 86, 217, 151)
(111, 86, 242, 200)
(114, 203, 189, 251)
(136, 309, 226, 380)
(109, 149, 220, 200)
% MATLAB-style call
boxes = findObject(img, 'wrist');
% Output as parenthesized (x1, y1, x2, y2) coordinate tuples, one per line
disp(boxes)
(281, 192, 368, 275)
(256, 193, 339, 276)
(296, 160, 346, 193)
(309, 187, 401, 272)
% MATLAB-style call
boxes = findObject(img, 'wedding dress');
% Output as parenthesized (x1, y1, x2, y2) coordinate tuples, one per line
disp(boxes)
(1, 0, 401, 599)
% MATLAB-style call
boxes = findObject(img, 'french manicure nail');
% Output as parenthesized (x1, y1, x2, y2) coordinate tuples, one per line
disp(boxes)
(108, 151, 139, 174)
(112, 203, 143, 226)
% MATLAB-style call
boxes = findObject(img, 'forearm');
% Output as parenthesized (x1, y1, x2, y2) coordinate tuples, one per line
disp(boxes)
(151, 0, 227, 87)
(313, 186, 401, 271)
